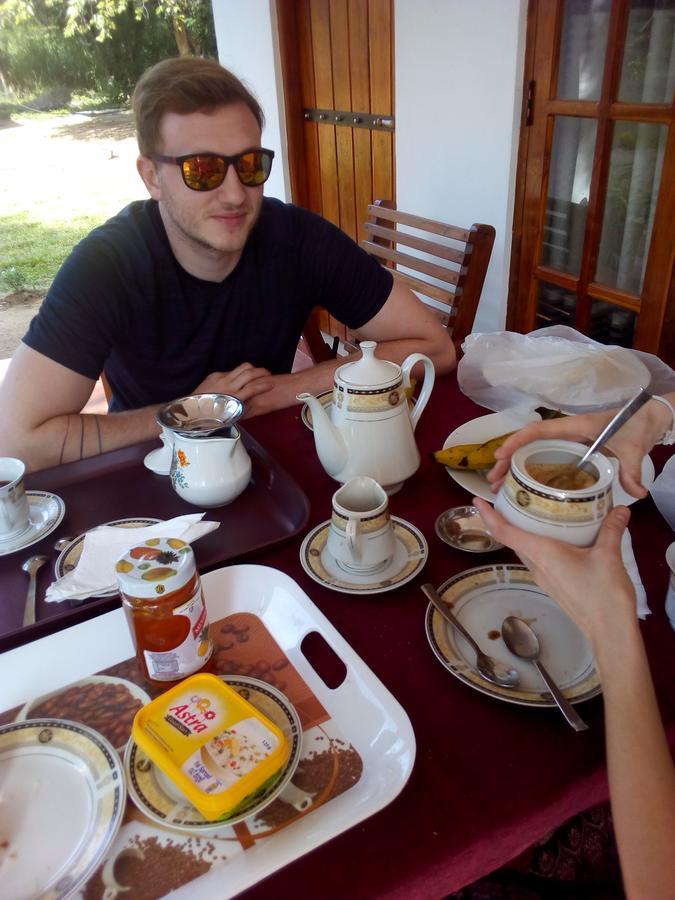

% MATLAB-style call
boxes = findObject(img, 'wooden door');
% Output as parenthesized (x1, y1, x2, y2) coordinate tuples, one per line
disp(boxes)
(277, 0, 395, 339)
(509, 0, 675, 365)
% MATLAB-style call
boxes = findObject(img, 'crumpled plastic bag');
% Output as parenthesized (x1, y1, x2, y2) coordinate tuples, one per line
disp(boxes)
(458, 325, 675, 413)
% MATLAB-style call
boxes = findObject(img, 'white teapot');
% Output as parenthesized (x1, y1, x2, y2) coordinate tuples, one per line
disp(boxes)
(298, 341, 435, 493)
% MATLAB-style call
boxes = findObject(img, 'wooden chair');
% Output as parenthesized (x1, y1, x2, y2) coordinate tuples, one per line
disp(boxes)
(361, 201, 495, 351)
(299, 201, 495, 363)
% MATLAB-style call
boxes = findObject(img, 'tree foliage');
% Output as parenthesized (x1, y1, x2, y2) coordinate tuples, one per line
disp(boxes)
(0, 0, 217, 101)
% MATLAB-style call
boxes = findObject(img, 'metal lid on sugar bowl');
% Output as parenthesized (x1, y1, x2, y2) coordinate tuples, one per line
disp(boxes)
(157, 394, 244, 437)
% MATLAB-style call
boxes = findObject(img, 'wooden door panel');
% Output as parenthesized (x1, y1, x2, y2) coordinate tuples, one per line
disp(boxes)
(349, 0, 373, 244)
(509, 0, 674, 361)
(330, 0, 358, 240)
(310, 0, 341, 226)
(369, 0, 393, 202)
(296, 0, 323, 213)
(278, 0, 395, 344)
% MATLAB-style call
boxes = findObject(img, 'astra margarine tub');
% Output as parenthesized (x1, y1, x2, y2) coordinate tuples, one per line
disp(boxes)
(131, 672, 290, 820)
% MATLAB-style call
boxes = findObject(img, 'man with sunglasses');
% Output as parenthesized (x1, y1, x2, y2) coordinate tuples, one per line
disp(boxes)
(0, 57, 455, 471)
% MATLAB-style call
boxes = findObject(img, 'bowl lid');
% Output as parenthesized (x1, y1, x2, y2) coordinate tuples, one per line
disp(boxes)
(336, 341, 401, 389)
(157, 394, 244, 436)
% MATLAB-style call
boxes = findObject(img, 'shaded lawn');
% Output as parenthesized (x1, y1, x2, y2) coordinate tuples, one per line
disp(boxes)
(0, 212, 103, 290)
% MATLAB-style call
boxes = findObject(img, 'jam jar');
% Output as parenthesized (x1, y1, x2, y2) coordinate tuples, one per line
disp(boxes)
(116, 537, 213, 684)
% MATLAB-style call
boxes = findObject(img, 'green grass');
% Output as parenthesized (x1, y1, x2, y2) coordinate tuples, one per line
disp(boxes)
(0, 211, 105, 291)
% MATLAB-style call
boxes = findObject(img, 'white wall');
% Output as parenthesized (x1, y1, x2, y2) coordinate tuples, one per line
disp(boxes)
(395, 0, 527, 331)
(211, 0, 527, 332)
(211, 0, 290, 202)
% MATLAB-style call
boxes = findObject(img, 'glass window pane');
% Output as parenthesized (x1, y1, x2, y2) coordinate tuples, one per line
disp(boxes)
(589, 300, 637, 347)
(558, 0, 612, 100)
(595, 121, 666, 294)
(536, 281, 577, 329)
(619, 1, 675, 104)
(541, 117, 597, 276)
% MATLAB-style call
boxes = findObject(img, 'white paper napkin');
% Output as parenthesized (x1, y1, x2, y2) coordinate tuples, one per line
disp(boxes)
(649, 454, 675, 531)
(46, 514, 220, 602)
(621, 530, 650, 619)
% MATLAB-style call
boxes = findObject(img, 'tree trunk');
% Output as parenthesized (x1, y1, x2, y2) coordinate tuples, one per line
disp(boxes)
(171, 16, 192, 56)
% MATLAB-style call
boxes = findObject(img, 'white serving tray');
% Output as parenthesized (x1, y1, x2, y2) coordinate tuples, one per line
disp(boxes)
(0, 564, 416, 899)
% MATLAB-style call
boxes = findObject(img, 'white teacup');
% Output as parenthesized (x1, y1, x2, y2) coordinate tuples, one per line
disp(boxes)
(0, 457, 31, 540)
(495, 439, 615, 547)
(326, 476, 396, 572)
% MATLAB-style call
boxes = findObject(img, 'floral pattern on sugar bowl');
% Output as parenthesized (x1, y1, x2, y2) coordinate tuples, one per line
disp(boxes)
(168, 429, 252, 508)
(171, 450, 190, 490)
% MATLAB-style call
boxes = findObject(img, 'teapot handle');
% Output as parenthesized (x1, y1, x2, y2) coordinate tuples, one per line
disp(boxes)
(401, 354, 435, 432)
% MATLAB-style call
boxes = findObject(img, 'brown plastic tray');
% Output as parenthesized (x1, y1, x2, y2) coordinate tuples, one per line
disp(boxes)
(0, 429, 309, 651)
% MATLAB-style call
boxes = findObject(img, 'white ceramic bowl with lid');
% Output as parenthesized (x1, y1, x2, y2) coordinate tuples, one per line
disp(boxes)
(494, 439, 615, 546)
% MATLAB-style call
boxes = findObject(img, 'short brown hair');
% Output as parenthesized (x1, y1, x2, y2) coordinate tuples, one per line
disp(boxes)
(132, 57, 265, 156)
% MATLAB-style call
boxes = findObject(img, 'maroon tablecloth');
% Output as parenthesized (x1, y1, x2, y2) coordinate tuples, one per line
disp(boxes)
(6, 373, 675, 897)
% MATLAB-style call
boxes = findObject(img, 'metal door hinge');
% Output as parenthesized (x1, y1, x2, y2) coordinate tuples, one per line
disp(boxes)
(525, 80, 535, 126)
(303, 108, 395, 131)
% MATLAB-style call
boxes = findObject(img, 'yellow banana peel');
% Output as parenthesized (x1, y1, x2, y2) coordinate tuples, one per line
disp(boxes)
(433, 431, 515, 470)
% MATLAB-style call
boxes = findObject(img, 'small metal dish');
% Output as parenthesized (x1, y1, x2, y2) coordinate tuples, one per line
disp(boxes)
(435, 506, 503, 553)
(157, 394, 244, 437)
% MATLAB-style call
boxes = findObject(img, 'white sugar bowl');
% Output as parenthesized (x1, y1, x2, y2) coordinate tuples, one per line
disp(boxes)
(495, 440, 615, 546)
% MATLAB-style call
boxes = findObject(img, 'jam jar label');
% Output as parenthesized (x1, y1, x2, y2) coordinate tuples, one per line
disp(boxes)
(143, 586, 213, 681)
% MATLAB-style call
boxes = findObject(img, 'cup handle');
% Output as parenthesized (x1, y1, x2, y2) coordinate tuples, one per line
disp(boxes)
(401, 354, 435, 432)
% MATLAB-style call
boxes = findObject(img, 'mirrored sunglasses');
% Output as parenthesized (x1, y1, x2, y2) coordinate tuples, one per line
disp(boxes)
(150, 148, 275, 191)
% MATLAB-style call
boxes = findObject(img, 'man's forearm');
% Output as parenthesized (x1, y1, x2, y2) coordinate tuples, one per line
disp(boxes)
(19, 406, 162, 472)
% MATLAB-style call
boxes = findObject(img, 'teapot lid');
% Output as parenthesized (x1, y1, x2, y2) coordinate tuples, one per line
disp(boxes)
(337, 341, 400, 388)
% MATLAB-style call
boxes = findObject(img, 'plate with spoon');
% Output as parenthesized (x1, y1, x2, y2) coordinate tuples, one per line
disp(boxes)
(424, 564, 601, 707)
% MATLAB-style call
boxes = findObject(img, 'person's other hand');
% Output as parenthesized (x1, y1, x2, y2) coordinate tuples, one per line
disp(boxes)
(486, 399, 671, 499)
(194, 363, 274, 405)
(241, 372, 307, 417)
(474, 498, 636, 652)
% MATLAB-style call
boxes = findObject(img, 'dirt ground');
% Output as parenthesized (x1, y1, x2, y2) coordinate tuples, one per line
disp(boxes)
(0, 109, 141, 358)
(0, 291, 44, 358)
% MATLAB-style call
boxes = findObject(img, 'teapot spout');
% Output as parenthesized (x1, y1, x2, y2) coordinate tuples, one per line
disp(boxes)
(297, 393, 348, 478)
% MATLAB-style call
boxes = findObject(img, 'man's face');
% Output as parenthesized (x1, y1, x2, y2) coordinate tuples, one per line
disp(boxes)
(146, 103, 265, 262)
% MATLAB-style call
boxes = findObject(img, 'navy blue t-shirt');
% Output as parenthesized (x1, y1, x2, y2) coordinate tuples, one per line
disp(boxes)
(24, 198, 393, 411)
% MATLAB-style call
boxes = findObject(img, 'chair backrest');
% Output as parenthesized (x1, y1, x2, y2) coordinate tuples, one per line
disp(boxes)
(361, 200, 495, 349)
(297, 201, 495, 365)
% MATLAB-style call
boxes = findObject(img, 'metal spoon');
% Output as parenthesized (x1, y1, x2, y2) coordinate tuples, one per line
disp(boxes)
(501, 616, 589, 731)
(421, 584, 520, 688)
(54, 536, 74, 552)
(576, 387, 653, 470)
(21, 554, 48, 627)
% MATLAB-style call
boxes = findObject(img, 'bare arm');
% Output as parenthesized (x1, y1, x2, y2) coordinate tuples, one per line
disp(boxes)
(474, 501, 675, 899)
(244, 280, 456, 416)
(0, 345, 275, 472)
(487, 392, 675, 498)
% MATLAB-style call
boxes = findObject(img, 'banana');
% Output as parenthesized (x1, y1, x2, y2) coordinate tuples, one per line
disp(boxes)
(433, 431, 515, 470)
(434, 410, 567, 471)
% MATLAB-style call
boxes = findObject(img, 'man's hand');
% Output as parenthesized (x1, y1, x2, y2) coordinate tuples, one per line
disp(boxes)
(194, 363, 275, 404)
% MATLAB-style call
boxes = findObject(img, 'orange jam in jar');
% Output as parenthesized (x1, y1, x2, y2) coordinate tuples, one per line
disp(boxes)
(116, 537, 213, 684)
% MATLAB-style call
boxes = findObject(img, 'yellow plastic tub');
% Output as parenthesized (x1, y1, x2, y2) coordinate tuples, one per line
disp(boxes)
(131, 672, 290, 820)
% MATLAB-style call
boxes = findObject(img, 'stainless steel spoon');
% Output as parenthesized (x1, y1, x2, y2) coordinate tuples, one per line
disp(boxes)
(53, 536, 74, 552)
(21, 554, 48, 627)
(501, 616, 589, 731)
(421, 584, 520, 688)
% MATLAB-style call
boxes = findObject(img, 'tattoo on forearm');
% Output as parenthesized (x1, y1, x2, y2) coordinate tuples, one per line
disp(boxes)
(94, 415, 103, 456)
(59, 416, 72, 465)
